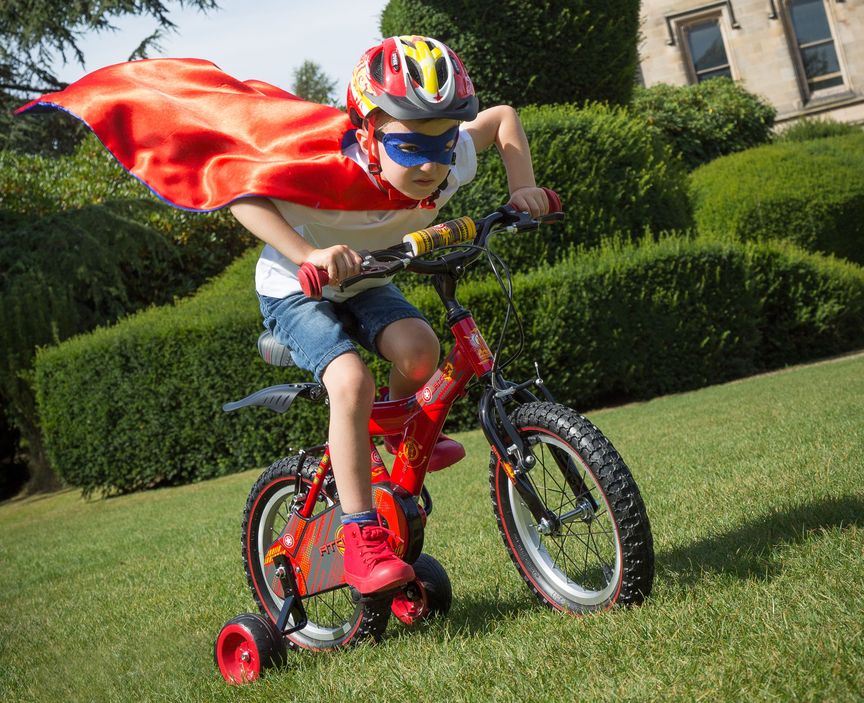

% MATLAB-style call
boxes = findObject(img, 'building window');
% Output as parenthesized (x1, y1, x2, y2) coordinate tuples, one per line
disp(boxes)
(683, 18, 732, 83)
(788, 0, 843, 93)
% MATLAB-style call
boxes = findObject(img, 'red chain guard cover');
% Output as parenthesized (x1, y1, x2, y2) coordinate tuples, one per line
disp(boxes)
(263, 482, 424, 598)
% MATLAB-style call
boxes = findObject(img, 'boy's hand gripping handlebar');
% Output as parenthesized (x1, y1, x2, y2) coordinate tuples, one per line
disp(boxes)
(298, 188, 562, 299)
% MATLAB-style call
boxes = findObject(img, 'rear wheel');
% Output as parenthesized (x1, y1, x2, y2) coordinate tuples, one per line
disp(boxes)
(242, 455, 391, 650)
(490, 402, 654, 613)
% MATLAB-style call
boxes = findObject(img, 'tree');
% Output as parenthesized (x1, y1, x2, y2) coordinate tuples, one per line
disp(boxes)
(0, 0, 219, 154)
(380, 0, 641, 109)
(291, 60, 338, 105)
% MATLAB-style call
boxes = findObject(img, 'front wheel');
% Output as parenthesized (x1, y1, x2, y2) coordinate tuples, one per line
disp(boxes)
(490, 402, 654, 613)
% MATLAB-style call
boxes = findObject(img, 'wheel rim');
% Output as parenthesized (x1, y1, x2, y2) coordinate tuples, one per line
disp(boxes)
(216, 625, 261, 684)
(507, 432, 622, 606)
(256, 482, 363, 646)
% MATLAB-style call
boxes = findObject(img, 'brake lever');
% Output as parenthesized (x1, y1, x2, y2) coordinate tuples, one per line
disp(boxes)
(337, 255, 409, 291)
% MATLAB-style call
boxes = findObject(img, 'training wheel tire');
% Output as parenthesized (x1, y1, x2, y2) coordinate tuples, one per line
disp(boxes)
(392, 553, 452, 625)
(214, 613, 285, 685)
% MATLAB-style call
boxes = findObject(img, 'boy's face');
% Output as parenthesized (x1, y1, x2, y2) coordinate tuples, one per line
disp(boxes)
(359, 117, 460, 201)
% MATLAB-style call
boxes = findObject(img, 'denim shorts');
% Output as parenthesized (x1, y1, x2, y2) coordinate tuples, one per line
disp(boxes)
(258, 284, 428, 381)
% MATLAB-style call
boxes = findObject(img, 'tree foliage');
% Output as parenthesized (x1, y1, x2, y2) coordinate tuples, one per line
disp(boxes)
(1, 0, 218, 154)
(630, 78, 776, 170)
(380, 0, 641, 109)
(291, 60, 338, 105)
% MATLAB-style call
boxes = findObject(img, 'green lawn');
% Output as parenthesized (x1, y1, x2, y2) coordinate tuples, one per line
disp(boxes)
(2, 353, 863, 702)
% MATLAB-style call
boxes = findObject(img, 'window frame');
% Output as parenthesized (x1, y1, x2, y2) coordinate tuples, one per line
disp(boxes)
(781, 0, 848, 101)
(680, 15, 735, 84)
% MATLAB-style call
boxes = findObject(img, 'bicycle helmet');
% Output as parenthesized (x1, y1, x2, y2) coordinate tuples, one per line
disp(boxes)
(347, 35, 478, 127)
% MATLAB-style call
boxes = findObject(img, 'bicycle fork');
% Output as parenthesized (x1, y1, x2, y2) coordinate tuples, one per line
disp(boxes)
(478, 372, 598, 530)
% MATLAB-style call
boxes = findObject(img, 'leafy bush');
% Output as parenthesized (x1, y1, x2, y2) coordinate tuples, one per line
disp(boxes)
(0, 134, 253, 489)
(34, 236, 864, 495)
(437, 103, 693, 271)
(776, 117, 861, 143)
(380, 0, 641, 108)
(630, 78, 776, 170)
(690, 133, 864, 265)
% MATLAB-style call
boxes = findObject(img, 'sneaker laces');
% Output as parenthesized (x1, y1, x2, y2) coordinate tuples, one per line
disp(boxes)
(355, 523, 403, 566)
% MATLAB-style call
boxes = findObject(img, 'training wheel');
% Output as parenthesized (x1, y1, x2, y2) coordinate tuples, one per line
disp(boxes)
(214, 613, 285, 685)
(392, 553, 452, 625)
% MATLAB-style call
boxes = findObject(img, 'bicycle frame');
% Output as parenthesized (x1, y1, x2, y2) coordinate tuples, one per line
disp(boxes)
(297, 313, 493, 515)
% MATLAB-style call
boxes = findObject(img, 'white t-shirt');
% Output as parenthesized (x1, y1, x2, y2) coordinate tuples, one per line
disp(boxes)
(255, 128, 477, 302)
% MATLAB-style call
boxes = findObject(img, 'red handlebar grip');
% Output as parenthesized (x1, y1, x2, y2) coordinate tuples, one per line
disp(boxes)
(541, 188, 562, 214)
(298, 262, 329, 299)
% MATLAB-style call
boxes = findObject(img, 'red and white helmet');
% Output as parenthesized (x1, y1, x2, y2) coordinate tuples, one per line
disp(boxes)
(347, 35, 478, 126)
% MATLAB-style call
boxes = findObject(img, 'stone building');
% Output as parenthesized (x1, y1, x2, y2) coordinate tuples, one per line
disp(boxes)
(639, 0, 864, 124)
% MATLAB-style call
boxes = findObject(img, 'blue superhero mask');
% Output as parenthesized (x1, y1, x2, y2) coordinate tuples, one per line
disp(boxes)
(374, 126, 460, 167)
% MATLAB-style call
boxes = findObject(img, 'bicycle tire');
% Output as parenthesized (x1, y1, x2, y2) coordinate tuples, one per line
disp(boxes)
(489, 402, 654, 613)
(242, 456, 390, 650)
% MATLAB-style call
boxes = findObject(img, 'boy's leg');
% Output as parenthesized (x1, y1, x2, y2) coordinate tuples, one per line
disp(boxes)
(259, 292, 413, 593)
(320, 350, 414, 593)
(320, 351, 375, 514)
(376, 318, 466, 471)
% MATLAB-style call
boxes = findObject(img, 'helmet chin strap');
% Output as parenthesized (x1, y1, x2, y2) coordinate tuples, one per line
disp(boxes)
(362, 121, 440, 209)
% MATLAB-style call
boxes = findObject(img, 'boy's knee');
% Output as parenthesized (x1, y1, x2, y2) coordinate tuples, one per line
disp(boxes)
(395, 329, 440, 382)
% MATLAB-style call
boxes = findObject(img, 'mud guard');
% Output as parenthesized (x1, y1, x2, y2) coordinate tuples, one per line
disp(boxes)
(223, 383, 325, 414)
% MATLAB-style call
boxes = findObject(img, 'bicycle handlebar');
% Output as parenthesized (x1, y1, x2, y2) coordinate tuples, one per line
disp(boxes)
(298, 188, 563, 299)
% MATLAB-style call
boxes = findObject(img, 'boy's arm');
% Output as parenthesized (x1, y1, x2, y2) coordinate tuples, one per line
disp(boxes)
(463, 105, 549, 217)
(230, 197, 362, 284)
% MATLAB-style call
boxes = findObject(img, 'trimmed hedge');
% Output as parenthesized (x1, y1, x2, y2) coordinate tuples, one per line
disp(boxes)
(630, 79, 776, 170)
(34, 236, 864, 495)
(777, 117, 861, 143)
(380, 0, 641, 108)
(690, 133, 864, 265)
(436, 103, 692, 273)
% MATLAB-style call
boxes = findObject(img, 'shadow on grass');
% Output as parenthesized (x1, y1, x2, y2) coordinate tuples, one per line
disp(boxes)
(659, 494, 864, 586)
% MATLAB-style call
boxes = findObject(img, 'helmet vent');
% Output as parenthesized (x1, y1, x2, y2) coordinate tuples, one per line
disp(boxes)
(406, 58, 423, 86)
(435, 57, 448, 86)
(371, 52, 385, 84)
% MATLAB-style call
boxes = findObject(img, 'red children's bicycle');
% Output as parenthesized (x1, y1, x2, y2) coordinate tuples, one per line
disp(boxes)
(214, 193, 655, 684)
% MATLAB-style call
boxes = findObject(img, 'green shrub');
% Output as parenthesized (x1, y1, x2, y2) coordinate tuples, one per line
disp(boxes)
(690, 133, 864, 265)
(631, 79, 776, 170)
(380, 0, 641, 108)
(437, 103, 693, 271)
(0, 135, 252, 266)
(34, 236, 864, 496)
(776, 117, 861, 143)
(0, 135, 254, 487)
(0, 206, 185, 478)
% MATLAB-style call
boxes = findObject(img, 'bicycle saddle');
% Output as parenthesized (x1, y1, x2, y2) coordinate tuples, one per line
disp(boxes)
(257, 331, 295, 367)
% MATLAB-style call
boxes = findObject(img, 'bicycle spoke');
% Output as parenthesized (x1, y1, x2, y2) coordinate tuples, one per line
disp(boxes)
(521, 435, 623, 591)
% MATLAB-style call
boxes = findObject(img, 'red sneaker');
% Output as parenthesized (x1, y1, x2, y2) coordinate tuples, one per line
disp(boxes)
(383, 434, 466, 472)
(341, 522, 415, 594)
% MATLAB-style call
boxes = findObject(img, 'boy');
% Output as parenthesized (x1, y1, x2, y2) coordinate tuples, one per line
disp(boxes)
(231, 35, 550, 594)
(17, 34, 551, 596)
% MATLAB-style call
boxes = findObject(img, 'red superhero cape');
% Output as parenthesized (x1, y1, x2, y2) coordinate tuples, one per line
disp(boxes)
(16, 58, 422, 212)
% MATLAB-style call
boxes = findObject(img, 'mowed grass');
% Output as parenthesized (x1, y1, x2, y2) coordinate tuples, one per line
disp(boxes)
(1, 353, 863, 703)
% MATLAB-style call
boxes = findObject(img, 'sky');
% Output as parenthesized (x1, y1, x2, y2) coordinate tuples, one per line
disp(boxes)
(53, 0, 390, 101)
